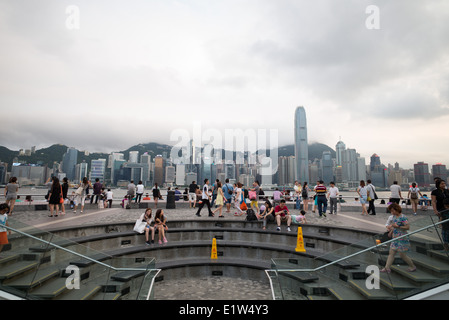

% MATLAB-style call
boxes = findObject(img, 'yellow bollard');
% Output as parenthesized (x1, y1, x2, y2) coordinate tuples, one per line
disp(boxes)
(211, 238, 218, 259)
(295, 227, 306, 252)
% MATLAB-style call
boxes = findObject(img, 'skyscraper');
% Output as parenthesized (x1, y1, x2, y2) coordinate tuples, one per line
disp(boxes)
(294, 106, 309, 183)
(154, 155, 164, 186)
(414, 162, 430, 187)
(62, 147, 78, 180)
(335, 140, 346, 166)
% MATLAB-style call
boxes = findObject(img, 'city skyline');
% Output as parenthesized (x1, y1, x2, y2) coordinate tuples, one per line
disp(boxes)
(1, 1, 448, 169)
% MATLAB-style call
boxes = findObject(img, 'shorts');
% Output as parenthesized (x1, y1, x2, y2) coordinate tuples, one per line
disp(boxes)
(250, 200, 258, 206)
(224, 197, 232, 204)
(6, 194, 17, 201)
(189, 193, 196, 202)
(410, 198, 419, 205)
(0, 232, 8, 245)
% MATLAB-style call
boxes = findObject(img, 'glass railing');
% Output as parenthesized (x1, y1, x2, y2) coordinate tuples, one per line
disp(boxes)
(0, 217, 160, 300)
(269, 213, 449, 300)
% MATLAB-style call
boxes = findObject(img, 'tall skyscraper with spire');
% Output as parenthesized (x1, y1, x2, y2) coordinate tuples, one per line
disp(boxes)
(294, 106, 309, 183)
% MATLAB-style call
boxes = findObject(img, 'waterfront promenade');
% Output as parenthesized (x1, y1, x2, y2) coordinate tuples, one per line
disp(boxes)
(8, 198, 431, 234)
(5, 200, 436, 300)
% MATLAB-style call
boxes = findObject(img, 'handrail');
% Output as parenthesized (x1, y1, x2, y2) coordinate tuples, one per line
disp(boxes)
(271, 216, 449, 273)
(1, 224, 161, 300)
(3, 224, 153, 273)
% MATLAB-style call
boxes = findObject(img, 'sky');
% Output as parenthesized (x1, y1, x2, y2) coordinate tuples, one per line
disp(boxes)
(0, 0, 448, 169)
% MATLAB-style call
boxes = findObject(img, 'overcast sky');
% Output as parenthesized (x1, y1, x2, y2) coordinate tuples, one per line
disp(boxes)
(0, 0, 448, 169)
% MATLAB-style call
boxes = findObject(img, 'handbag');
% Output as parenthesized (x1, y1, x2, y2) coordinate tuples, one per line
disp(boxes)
(133, 218, 147, 234)
(75, 187, 84, 195)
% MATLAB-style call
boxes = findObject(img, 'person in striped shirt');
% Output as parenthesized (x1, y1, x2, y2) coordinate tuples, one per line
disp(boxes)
(315, 180, 328, 217)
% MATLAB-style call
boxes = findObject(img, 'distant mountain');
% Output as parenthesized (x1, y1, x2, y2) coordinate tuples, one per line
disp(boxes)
(0, 141, 335, 170)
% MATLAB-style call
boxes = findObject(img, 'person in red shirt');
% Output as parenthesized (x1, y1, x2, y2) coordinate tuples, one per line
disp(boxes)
(274, 200, 292, 232)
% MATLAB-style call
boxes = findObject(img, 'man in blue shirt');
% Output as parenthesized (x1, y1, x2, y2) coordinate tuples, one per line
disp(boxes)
(222, 179, 234, 213)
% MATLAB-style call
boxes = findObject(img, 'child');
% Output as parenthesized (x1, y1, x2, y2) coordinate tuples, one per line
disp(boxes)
(0, 203, 11, 258)
(291, 210, 307, 224)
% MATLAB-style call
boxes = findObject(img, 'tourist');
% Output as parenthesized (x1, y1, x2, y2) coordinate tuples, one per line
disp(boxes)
(154, 209, 168, 244)
(366, 179, 377, 215)
(249, 181, 260, 213)
(389, 181, 402, 204)
(294, 181, 302, 210)
(408, 182, 423, 216)
(315, 180, 327, 218)
(291, 210, 307, 224)
(4, 177, 18, 215)
(441, 198, 449, 252)
(420, 194, 430, 211)
(212, 181, 226, 218)
(90, 178, 103, 204)
(127, 180, 136, 202)
(143, 208, 155, 245)
(183, 188, 189, 201)
(0, 203, 11, 258)
(152, 183, 161, 208)
(431, 179, 449, 222)
(273, 188, 282, 205)
(196, 179, 213, 217)
(328, 182, 339, 215)
(60, 177, 69, 215)
(302, 182, 310, 211)
(74, 177, 92, 213)
(259, 199, 275, 230)
(136, 181, 145, 203)
(274, 200, 292, 232)
(211, 179, 219, 207)
(357, 180, 368, 216)
(312, 180, 320, 213)
(48, 177, 63, 217)
(222, 179, 234, 213)
(174, 187, 182, 201)
(234, 182, 246, 216)
(106, 189, 114, 208)
(188, 181, 197, 208)
(381, 203, 416, 273)
(195, 185, 202, 205)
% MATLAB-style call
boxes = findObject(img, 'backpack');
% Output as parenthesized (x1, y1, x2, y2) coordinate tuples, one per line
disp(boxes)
(246, 209, 257, 221)
(249, 191, 257, 200)
(410, 188, 418, 199)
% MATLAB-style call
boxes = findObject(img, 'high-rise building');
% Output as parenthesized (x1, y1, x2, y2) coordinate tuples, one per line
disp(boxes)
(321, 151, 333, 183)
(294, 106, 309, 183)
(129, 151, 139, 163)
(62, 147, 78, 180)
(90, 159, 107, 182)
(154, 155, 164, 186)
(140, 153, 152, 186)
(414, 162, 431, 187)
(432, 163, 447, 181)
(335, 140, 346, 166)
